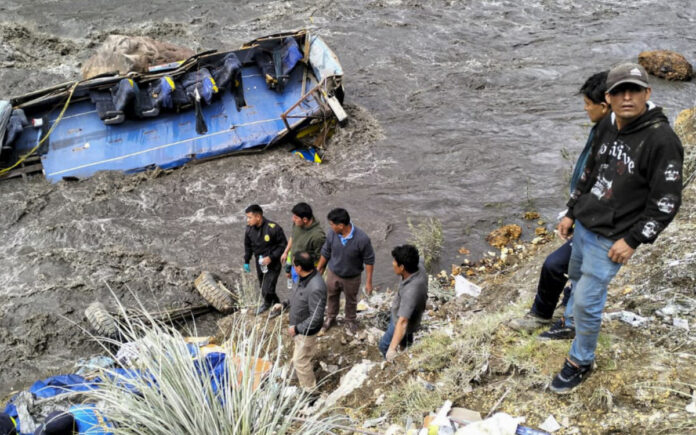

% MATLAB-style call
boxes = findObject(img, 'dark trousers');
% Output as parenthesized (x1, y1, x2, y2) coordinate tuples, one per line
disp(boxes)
(531, 240, 572, 319)
(325, 268, 361, 322)
(255, 261, 281, 306)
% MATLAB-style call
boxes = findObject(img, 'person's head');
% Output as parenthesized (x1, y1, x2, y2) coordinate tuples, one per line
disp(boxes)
(579, 71, 610, 123)
(291, 202, 314, 228)
(245, 204, 263, 227)
(391, 244, 420, 276)
(605, 63, 652, 127)
(293, 251, 314, 275)
(327, 208, 351, 234)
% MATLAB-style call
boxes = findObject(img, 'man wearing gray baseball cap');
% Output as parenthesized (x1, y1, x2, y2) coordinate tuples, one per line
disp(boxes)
(553, 62, 684, 393)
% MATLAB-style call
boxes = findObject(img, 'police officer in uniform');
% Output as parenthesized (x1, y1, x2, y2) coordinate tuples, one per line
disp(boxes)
(243, 204, 288, 315)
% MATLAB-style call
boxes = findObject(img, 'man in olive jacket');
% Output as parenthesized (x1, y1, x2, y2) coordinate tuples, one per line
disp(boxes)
(281, 202, 326, 282)
(287, 251, 327, 390)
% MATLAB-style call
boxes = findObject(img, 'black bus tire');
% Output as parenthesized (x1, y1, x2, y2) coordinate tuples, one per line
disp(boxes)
(195, 271, 235, 313)
(85, 302, 118, 338)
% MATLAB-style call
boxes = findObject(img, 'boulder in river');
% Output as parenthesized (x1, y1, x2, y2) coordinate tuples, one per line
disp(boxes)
(81, 35, 195, 79)
(638, 50, 693, 81)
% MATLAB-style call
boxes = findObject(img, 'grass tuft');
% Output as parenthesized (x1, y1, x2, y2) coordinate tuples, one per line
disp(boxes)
(381, 378, 443, 419)
(408, 217, 443, 272)
(79, 295, 340, 434)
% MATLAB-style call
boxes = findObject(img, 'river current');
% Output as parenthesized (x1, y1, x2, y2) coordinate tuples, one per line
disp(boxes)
(0, 0, 694, 393)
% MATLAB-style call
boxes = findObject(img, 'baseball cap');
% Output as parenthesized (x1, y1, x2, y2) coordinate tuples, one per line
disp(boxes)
(606, 63, 649, 93)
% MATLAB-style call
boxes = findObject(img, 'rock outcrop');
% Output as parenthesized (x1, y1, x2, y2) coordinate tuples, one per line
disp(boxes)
(638, 50, 693, 81)
(81, 35, 195, 79)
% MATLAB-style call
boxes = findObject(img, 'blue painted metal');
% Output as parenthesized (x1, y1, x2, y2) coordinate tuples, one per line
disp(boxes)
(11, 64, 319, 183)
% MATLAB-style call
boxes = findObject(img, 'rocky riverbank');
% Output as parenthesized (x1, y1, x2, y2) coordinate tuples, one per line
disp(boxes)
(329, 108, 696, 433)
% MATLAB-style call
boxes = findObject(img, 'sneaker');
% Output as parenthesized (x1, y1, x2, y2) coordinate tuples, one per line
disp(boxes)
(255, 304, 271, 316)
(508, 312, 552, 332)
(538, 318, 575, 340)
(550, 358, 593, 394)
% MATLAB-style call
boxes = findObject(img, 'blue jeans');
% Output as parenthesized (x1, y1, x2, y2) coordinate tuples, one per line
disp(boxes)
(379, 315, 414, 357)
(565, 220, 622, 366)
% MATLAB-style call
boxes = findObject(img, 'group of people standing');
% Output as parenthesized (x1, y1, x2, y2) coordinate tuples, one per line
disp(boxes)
(243, 204, 428, 391)
(243, 62, 684, 396)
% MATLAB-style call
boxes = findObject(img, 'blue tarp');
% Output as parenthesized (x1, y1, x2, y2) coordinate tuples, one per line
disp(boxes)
(29, 374, 99, 399)
(5, 347, 242, 433)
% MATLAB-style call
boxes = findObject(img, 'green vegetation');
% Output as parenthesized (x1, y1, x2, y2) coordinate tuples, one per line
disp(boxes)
(407, 217, 444, 272)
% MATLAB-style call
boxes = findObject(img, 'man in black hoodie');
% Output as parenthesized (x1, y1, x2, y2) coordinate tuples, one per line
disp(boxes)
(551, 63, 683, 394)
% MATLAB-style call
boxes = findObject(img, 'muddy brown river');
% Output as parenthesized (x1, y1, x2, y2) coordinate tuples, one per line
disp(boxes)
(1, 0, 695, 395)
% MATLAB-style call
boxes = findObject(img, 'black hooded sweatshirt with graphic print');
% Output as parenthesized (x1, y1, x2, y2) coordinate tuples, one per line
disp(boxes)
(566, 105, 683, 249)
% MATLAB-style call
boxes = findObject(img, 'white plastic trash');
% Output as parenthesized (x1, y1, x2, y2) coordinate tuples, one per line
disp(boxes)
(455, 275, 482, 298)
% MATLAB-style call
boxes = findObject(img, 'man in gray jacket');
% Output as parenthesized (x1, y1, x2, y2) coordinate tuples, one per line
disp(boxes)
(287, 251, 327, 390)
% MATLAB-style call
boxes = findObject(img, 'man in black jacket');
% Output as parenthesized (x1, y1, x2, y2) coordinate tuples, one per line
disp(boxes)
(243, 204, 288, 315)
(552, 63, 683, 394)
(287, 251, 327, 390)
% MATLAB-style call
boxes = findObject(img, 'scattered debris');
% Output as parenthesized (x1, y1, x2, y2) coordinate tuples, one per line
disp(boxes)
(454, 275, 482, 298)
(539, 415, 561, 433)
(458, 247, 471, 255)
(321, 360, 376, 409)
(449, 407, 482, 425)
(523, 212, 540, 220)
(672, 317, 689, 330)
(687, 393, 696, 414)
(604, 310, 650, 327)
(455, 412, 523, 435)
(486, 224, 522, 248)
(363, 414, 389, 428)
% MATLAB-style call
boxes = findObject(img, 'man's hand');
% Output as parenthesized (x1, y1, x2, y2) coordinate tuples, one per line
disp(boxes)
(243, 264, 250, 273)
(261, 256, 271, 266)
(365, 281, 373, 296)
(280, 252, 288, 264)
(608, 238, 635, 264)
(385, 348, 397, 362)
(288, 325, 296, 337)
(557, 217, 574, 240)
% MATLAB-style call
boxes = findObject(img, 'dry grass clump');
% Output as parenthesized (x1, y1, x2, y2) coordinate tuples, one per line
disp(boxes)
(408, 217, 444, 272)
(80, 299, 340, 434)
(236, 271, 262, 309)
(381, 378, 443, 419)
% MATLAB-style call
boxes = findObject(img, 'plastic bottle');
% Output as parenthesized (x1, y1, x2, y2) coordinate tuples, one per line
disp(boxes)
(259, 255, 268, 274)
(287, 277, 294, 289)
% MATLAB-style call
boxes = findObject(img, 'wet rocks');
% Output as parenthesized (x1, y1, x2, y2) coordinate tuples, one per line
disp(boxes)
(81, 35, 195, 79)
(638, 50, 693, 81)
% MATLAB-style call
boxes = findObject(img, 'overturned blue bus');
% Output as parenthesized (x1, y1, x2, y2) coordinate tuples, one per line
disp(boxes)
(0, 30, 345, 183)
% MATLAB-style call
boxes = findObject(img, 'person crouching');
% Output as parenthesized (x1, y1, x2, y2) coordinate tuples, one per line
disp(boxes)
(379, 244, 428, 361)
(288, 251, 327, 390)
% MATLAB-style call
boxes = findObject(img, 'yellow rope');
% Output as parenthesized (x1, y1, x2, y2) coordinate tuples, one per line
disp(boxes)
(0, 82, 79, 175)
